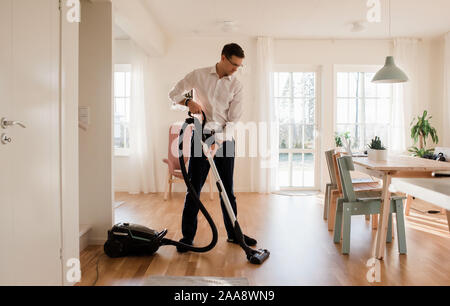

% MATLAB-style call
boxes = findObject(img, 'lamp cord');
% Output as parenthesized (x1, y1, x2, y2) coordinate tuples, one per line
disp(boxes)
(388, 0, 392, 38)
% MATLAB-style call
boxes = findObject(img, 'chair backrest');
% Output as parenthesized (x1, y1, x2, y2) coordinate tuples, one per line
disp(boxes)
(325, 149, 337, 185)
(167, 123, 193, 172)
(332, 152, 343, 193)
(337, 155, 357, 202)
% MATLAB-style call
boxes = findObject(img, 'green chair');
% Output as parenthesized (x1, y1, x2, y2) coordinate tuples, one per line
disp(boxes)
(324, 149, 337, 220)
(333, 155, 407, 255)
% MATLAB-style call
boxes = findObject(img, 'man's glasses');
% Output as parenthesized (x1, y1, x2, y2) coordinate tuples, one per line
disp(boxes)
(225, 56, 244, 69)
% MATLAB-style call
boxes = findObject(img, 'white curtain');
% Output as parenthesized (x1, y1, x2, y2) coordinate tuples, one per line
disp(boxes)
(250, 37, 279, 193)
(127, 42, 157, 194)
(391, 38, 421, 153)
(444, 32, 450, 146)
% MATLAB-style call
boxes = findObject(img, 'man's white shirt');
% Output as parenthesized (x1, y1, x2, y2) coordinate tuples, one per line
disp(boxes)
(168, 65, 243, 143)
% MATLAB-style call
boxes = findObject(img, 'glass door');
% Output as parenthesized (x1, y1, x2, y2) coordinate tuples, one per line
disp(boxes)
(274, 70, 319, 190)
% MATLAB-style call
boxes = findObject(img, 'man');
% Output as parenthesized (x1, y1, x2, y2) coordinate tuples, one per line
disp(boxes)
(168, 43, 256, 252)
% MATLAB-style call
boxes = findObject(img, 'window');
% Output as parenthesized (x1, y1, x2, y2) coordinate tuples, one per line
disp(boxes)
(335, 70, 393, 152)
(114, 64, 131, 156)
(274, 71, 318, 189)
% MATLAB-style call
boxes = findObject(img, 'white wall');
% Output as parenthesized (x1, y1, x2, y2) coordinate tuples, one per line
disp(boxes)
(79, 0, 113, 244)
(112, 37, 444, 194)
(428, 37, 446, 146)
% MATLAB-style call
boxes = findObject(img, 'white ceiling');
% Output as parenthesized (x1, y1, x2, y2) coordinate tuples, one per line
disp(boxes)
(141, 0, 450, 39)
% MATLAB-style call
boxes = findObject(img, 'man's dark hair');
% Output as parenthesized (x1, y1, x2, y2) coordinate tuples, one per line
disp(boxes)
(222, 43, 245, 59)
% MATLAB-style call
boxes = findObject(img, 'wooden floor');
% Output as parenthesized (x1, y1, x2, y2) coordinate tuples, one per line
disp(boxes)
(78, 192, 450, 286)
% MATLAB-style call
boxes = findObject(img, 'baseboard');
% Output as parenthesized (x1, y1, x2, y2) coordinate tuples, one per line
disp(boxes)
(79, 224, 91, 252)
(88, 237, 107, 246)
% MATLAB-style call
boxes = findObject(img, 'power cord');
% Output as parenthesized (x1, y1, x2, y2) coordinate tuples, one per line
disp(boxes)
(92, 253, 107, 286)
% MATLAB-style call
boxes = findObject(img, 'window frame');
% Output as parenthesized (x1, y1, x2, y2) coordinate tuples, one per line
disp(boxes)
(114, 64, 132, 157)
(333, 65, 394, 152)
(274, 64, 322, 191)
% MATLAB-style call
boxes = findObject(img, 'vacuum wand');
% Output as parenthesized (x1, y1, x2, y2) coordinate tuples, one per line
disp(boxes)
(193, 111, 270, 265)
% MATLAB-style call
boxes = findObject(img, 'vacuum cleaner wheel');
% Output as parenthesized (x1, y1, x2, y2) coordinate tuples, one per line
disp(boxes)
(104, 238, 125, 258)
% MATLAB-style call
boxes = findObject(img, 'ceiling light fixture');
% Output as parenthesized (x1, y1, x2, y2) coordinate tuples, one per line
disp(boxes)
(350, 21, 367, 33)
(221, 21, 238, 33)
(372, 0, 408, 83)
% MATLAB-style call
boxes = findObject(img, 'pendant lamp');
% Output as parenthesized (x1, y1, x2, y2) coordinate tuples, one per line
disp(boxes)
(372, 0, 409, 84)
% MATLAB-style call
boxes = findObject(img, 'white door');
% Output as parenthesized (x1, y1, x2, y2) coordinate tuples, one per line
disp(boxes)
(0, 0, 62, 285)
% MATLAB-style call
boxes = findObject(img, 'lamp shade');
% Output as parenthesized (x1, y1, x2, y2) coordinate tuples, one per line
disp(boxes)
(371, 56, 409, 83)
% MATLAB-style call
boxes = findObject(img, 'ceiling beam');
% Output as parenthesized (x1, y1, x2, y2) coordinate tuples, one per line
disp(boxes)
(112, 0, 167, 57)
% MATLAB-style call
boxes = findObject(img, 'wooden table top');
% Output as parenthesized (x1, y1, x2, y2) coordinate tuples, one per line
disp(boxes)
(352, 155, 450, 172)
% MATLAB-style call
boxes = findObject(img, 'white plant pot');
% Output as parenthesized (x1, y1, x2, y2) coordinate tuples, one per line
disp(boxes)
(368, 149, 387, 161)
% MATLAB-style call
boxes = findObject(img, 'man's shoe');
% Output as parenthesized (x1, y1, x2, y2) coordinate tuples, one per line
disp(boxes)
(176, 238, 193, 253)
(227, 234, 257, 246)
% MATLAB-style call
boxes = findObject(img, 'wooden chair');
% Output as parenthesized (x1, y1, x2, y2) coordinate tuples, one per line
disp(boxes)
(324, 149, 338, 220)
(327, 152, 382, 231)
(333, 155, 407, 254)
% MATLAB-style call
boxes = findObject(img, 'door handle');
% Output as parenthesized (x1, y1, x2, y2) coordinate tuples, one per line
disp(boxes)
(1, 118, 26, 129)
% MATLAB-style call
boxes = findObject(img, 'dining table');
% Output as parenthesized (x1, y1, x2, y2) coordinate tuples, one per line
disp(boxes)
(352, 155, 450, 260)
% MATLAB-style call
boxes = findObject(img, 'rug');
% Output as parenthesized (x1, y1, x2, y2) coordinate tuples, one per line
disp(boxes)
(272, 191, 319, 197)
(143, 276, 249, 286)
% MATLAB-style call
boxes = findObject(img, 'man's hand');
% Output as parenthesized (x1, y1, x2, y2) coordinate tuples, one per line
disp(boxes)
(187, 100, 202, 114)
(206, 143, 219, 159)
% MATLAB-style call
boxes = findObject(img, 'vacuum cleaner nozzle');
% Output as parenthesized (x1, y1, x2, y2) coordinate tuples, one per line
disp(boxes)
(247, 249, 271, 265)
(233, 221, 270, 265)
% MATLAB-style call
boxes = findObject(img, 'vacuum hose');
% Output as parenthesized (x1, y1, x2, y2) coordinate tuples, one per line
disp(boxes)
(160, 111, 218, 252)
(161, 111, 270, 265)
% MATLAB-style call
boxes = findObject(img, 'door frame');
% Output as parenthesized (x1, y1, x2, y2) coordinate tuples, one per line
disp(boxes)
(60, 0, 81, 286)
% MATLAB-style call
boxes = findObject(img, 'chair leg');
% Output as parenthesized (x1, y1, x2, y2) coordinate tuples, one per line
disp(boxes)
(386, 213, 393, 243)
(342, 202, 352, 254)
(328, 191, 338, 231)
(372, 214, 378, 230)
(324, 184, 330, 220)
(365, 214, 370, 221)
(395, 199, 407, 254)
(333, 198, 344, 243)
(163, 170, 171, 201)
(168, 176, 173, 195)
(405, 195, 413, 216)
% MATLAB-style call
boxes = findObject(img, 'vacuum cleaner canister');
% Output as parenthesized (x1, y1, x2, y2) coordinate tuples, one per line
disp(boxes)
(104, 223, 168, 258)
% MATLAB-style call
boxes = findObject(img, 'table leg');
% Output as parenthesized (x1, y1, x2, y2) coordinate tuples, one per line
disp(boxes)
(374, 173, 392, 260)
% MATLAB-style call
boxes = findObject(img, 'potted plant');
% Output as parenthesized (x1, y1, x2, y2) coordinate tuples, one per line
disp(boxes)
(408, 110, 439, 158)
(335, 132, 351, 153)
(334, 132, 343, 148)
(367, 136, 387, 161)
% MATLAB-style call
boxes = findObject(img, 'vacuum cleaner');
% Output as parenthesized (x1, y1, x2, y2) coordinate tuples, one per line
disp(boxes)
(104, 111, 270, 265)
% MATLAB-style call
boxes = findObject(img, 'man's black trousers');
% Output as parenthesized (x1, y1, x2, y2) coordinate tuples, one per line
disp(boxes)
(181, 132, 237, 242)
